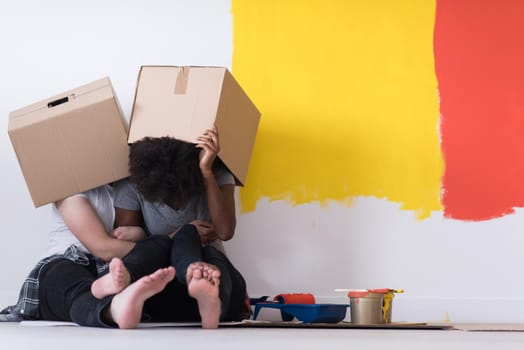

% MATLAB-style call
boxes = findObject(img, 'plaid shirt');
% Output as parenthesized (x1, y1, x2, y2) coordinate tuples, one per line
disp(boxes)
(0, 245, 108, 322)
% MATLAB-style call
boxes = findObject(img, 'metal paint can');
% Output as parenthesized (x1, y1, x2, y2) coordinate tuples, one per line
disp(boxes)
(348, 290, 385, 324)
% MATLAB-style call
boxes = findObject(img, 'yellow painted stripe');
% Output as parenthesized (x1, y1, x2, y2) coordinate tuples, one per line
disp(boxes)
(233, 0, 442, 218)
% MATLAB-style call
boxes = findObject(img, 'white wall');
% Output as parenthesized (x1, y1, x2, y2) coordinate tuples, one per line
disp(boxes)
(229, 199, 524, 323)
(0, 0, 232, 305)
(2, 0, 524, 324)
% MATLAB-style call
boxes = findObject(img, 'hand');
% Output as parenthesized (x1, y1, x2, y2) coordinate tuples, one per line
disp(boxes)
(190, 220, 218, 244)
(196, 124, 219, 177)
(111, 226, 146, 242)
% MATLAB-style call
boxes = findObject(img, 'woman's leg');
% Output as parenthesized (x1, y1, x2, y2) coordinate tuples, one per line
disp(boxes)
(142, 279, 200, 322)
(110, 229, 202, 324)
(170, 224, 204, 284)
(171, 224, 221, 328)
(122, 235, 172, 282)
(202, 245, 250, 321)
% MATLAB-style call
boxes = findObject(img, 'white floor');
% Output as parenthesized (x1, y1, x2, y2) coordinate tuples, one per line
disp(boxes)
(2, 323, 524, 350)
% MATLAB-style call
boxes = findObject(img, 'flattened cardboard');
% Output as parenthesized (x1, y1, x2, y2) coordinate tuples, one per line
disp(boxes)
(452, 323, 524, 332)
(19, 320, 455, 330)
(128, 66, 261, 186)
(8, 77, 130, 207)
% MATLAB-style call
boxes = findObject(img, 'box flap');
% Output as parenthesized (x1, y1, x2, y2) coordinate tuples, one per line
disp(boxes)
(215, 69, 261, 185)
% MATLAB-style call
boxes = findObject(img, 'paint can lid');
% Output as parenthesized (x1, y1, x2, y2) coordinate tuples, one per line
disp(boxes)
(347, 288, 390, 298)
(347, 290, 369, 298)
(368, 288, 390, 294)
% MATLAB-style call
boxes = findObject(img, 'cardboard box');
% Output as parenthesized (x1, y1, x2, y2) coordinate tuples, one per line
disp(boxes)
(8, 77, 130, 207)
(128, 66, 261, 186)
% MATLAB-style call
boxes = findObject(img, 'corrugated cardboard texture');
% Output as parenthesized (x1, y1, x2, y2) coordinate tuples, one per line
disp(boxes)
(8, 77, 130, 207)
(128, 66, 260, 186)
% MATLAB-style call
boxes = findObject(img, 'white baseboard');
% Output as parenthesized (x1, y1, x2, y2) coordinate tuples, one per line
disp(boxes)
(314, 295, 524, 323)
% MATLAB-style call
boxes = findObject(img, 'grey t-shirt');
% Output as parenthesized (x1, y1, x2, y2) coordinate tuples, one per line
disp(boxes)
(113, 166, 235, 253)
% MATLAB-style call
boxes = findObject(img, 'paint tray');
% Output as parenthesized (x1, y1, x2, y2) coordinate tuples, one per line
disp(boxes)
(253, 303, 349, 323)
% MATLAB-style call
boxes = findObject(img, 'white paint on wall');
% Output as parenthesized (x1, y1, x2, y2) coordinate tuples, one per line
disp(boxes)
(227, 197, 524, 323)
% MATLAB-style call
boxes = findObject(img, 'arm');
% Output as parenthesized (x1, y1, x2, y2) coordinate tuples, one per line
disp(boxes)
(203, 179, 236, 241)
(196, 126, 236, 241)
(114, 207, 143, 228)
(111, 226, 147, 242)
(113, 179, 145, 230)
(56, 196, 136, 262)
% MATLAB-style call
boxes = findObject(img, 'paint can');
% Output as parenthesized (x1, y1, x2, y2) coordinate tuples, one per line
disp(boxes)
(348, 290, 385, 324)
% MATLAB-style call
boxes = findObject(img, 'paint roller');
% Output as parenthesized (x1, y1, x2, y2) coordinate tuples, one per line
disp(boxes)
(273, 293, 316, 321)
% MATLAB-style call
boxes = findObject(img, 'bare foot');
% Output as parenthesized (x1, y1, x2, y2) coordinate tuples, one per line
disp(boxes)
(91, 258, 131, 299)
(108, 266, 175, 329)
(187, 262, 221, 329)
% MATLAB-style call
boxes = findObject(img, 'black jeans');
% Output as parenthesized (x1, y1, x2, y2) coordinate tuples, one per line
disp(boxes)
(38, 258, 114, 327)
(38, 226, 248, 327)
(147, 224, 248, 322)
(38, 235, 174, 327)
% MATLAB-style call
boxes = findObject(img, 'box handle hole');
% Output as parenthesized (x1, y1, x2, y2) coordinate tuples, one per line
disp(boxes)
(48, 94, 75, 108)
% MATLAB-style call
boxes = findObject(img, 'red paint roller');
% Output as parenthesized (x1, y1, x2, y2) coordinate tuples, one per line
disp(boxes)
(274, 293, 316, 304)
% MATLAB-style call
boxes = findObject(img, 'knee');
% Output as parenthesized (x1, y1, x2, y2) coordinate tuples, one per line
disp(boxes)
(140, 234, 172, 249)
(174, 224, 199, 240)
(181, 224, 198, 234)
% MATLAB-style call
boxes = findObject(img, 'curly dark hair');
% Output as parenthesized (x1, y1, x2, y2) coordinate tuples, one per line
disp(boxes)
(129, 136, 204, 209)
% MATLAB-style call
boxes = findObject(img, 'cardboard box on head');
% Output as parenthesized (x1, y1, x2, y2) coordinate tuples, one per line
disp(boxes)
(128, 66, 261, 186)
(8, 77, 130, 207)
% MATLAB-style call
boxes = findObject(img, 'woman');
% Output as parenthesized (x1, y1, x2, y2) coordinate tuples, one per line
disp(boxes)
(113, 125, 251, 328)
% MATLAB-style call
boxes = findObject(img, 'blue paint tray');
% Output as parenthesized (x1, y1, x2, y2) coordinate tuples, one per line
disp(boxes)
(253, 303, 349, 323)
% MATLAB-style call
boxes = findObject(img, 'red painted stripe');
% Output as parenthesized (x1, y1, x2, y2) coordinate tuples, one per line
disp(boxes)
(435, 0, 524, 220)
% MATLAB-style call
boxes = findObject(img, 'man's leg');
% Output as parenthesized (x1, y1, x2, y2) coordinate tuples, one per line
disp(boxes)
(39, 259, 112, 327)
(91, 257, 130, 299)
(104, 266, 175, 329)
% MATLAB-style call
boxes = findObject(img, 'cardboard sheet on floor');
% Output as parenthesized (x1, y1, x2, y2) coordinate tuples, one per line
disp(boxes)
(452, 323, 524, 332)
(19, 321, 201, 328)
(20, 320, 453, 330)
(229, 320, 453, 330)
